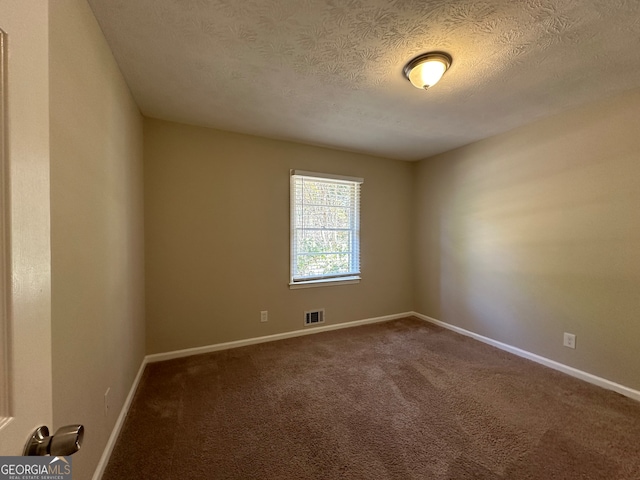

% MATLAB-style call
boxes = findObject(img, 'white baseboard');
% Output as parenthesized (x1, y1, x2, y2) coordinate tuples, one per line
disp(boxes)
(412, 312, 640, 403)
(146, 312, 413, 363)
(92, 357, 148, 480)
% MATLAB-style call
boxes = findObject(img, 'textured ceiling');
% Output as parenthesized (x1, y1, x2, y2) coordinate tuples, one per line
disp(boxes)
(87, 0, 640, 160)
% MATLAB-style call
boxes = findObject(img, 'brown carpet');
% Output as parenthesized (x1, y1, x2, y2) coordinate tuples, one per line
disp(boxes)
(103, 317, 640, 479)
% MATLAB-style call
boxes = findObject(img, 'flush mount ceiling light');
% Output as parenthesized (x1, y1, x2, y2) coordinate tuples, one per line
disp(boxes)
(403, 52, 452, 90)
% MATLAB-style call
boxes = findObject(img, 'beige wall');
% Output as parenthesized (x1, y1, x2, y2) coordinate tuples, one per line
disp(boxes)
(414, 88, 640, 391)
(49, 1, 145, 478)
(144, 119, 414, 354)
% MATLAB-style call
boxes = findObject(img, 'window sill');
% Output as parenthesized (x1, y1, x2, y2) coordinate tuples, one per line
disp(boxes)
(289, 277, 361, 289)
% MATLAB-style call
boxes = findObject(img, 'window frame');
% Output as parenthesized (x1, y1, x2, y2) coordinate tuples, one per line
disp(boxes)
(289, 170, 363, 289)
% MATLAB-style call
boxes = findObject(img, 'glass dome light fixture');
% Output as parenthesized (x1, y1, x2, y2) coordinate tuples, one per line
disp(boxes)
(403, 52, 452, 90)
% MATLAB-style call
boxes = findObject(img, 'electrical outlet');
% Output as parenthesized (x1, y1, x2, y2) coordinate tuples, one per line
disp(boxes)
(104, 387, 111, 416)
(260, 310, 268, 322)
(563, 332, 576, 349)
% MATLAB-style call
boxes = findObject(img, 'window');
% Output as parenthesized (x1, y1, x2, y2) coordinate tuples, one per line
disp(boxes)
(290, 170, 363, 287)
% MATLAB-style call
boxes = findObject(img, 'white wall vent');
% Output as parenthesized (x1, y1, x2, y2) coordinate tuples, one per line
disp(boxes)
(304, 309, 325, 326)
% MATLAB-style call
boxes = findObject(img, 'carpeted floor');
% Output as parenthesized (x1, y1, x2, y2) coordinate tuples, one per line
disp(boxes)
(103, 317, 640, 479)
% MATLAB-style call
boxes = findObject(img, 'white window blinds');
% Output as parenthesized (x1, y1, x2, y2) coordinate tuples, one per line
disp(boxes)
(290, 170, 363, 284)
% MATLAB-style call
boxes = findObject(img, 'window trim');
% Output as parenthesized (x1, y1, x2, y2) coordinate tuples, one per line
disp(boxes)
(289, 170, 363, 288)
(289, 277, 360, 289)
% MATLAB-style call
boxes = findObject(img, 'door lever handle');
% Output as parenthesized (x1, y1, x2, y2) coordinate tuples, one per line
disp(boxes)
(24, 425, 84, 456)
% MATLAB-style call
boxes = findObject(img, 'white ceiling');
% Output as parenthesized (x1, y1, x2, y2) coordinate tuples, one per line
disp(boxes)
(87, 0, 640, 161)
